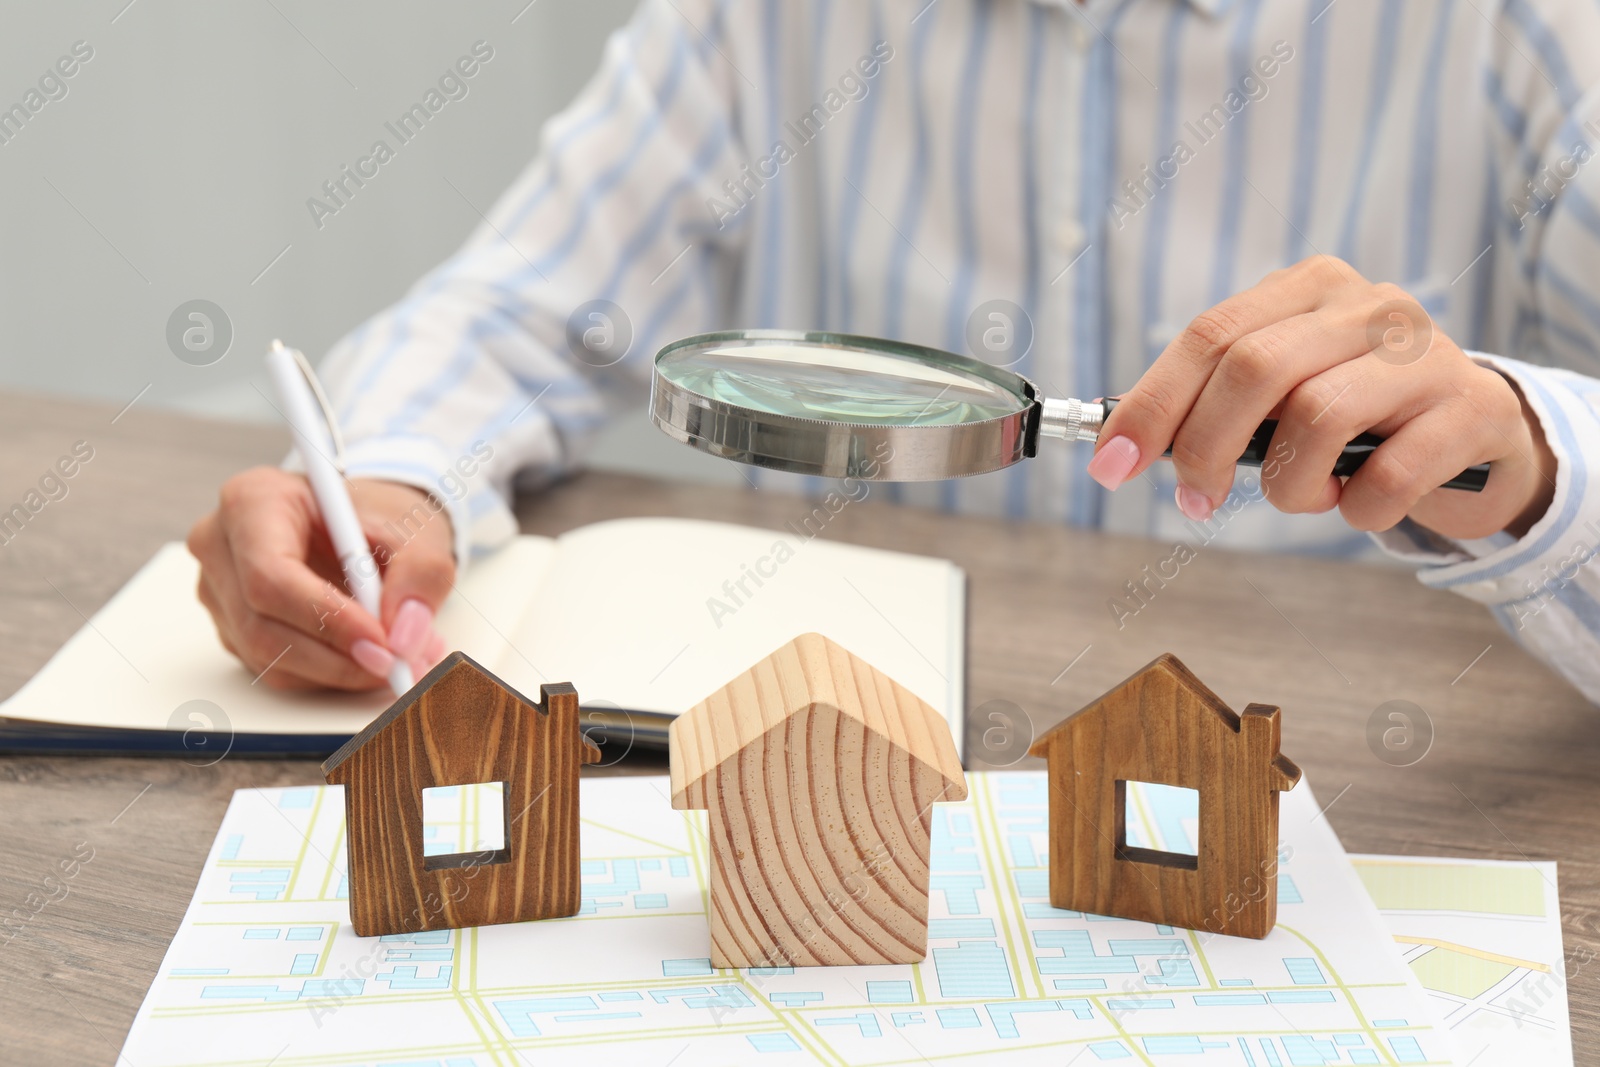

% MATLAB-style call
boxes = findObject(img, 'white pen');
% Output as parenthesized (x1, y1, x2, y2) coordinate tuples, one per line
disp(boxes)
(265, 340, 415, 695)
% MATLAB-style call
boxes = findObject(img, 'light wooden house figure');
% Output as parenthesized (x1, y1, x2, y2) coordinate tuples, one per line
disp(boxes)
(669, 633, 968, 968)
(1027, 653, 1301, 940)
(323, 651, 600, 937)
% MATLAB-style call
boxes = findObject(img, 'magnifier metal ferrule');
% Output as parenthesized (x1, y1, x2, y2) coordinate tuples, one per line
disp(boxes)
(1036, 397, 1106, 445)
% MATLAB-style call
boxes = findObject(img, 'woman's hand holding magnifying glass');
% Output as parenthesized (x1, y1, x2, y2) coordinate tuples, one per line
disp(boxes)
(1090, 256, 1558, 540)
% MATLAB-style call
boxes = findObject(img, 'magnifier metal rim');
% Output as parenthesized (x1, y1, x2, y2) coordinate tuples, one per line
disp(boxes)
(650, 329, 1040, 481)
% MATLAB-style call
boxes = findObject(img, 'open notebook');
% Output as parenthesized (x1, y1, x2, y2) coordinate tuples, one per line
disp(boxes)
(0, 517, 966, 757)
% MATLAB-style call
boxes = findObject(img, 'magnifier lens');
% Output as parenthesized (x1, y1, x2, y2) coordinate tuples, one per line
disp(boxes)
(656, 340, 1029, 426)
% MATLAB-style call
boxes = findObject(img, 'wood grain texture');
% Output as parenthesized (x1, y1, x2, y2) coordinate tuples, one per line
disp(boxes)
(2, 398, 1599, 1062)
(1028, 654, 1301, 939)
(323, 653, 600, 936)
(670, 633, 966, 967)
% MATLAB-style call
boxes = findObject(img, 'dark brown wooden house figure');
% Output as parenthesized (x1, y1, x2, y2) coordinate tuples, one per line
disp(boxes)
(1027, 653, 1301, 939)
(323, 651, 600, 937)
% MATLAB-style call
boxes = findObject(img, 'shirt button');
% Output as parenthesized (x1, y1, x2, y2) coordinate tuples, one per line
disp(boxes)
(1057, 217, 1086, 252)
(1068, 19, 1090, 51)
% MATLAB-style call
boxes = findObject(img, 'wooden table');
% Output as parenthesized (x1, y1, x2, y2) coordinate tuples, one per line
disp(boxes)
(1, 391, 1594, 1062)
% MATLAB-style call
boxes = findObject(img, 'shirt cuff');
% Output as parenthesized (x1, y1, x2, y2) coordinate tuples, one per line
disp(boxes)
(282, 434, 498, 573)
(1369, 352, 1600, 613)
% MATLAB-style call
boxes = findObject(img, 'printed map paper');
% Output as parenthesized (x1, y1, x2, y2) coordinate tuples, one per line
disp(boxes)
(1354, 855, 1572, 1067)
(120, 774, 1456, 1065)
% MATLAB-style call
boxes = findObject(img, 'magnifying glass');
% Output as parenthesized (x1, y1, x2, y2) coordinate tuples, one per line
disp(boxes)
(649, 329, 1489, 491)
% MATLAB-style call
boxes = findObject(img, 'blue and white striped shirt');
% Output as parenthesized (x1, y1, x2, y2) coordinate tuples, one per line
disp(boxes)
(320, 0, 1600, 702)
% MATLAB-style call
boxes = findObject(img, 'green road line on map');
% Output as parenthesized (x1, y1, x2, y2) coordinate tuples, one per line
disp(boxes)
(156, 975, 1408, 1004)
(972, 775, 1042, 1001)
(1100, 999, 1161, 1067)
(861, 1034, 1139, 1067)
(159, 971, 776, 1004)
(279, 787, 323, 902)
(908, 944, 929, 1003)
(1128, 782, 1161, 854)
(317, 821, 345, 901)
(847, 1033, 1127, 1067)
(214, 859, 300, 867)
(309, 924, 336, 978)
(497, 1021, 791, 1052)
(464, 924, 524, 1067)
(448, 926, 518, 1067)
(834, 1004, 959, 1067)
(168, 1035, 520, 1067)
(161, 986, 803, 1062)
(1186, 926, 1222, 989)
(748, 980, 845, 1066)
(679, 815, 846, 1065)
(160, 1022, 1454, 1067)
(840, 1028, 1450, 1067)
(1276, 922, 1405, 1064)
(465, 993, 518, 1067)
(684, 807, 711, 919)
(469, 971, 821, 998)
(580, 817, 691, 856)
(448, 986, 513, 1067)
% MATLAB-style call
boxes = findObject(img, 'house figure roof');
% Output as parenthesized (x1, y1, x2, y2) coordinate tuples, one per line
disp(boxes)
(669, 632, 966, 810)
(323, 651, 600, 778)
(1027, 653, 1301, 791)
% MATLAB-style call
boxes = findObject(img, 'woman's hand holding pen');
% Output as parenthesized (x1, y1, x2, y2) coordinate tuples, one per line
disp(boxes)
(187, 468, 453, 691)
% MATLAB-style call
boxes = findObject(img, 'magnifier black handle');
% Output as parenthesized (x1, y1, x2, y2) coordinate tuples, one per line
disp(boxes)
(1099, 398, 1489, 493)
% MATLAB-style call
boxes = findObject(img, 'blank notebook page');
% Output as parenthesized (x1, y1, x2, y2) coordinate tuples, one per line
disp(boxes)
(0, 517, 964, 750)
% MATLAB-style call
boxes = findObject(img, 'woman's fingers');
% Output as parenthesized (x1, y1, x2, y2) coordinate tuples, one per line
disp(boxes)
(198, 568, 387, 691)
(1257, 354, 1441, 513)
(219, 473, 388, 657)
(1167, 295, 1389, 515)
(1336, 407, 1502, 533)
(357, 481, 456, 666)
(1405, 372, 1559, 540)
(1096, 256, 1360, 489)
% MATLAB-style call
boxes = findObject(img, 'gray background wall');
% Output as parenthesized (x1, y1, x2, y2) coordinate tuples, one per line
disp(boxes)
(0, 0, 738, 484)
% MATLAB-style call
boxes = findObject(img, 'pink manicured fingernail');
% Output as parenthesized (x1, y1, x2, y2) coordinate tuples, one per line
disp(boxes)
(350, 639, 396, 678)
(387, 599, 433, 656)
(1086, 435, 1141, 491)
(1175, 484, 1215, 522)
